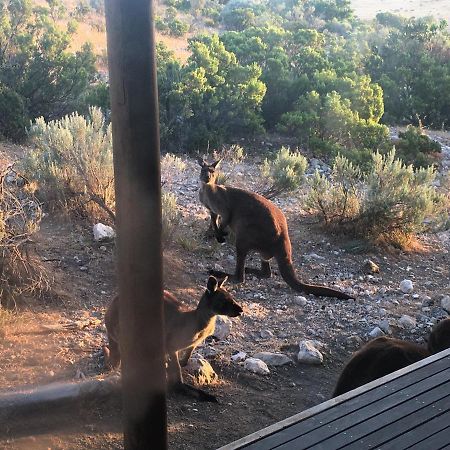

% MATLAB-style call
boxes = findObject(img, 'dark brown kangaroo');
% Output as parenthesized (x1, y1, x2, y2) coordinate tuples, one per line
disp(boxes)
(104, 276, 243, 402)
(332, 318, 450, 397)
(198, 158, 352, 300)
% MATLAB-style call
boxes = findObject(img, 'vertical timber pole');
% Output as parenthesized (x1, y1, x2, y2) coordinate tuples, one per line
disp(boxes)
(105, 1, 167, 449)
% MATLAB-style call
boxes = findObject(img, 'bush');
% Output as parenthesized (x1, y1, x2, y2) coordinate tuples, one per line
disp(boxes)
(0, 85, 28, 141)
(306, 154, 361, 225)
(161, 153, 186, 185)
(307, 150, 447, 247)
(394, 125, 441, 168)
(0, 167, 50, 308)
(260, 146, 307, 198)
(24, 107, 115, 222)
(161, 192, 182, 247)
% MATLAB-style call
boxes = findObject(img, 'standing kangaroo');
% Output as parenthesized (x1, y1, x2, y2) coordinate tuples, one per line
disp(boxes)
(198, 158, 352, 300)
(104, 276, 243, 402)
(332, 318, 450, 397)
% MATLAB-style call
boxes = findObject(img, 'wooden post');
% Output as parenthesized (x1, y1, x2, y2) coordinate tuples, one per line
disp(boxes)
(104, 1, 167, 449)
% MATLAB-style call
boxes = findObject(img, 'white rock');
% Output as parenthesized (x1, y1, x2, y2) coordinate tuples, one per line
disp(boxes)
(293, 296, 308, 306)
(260, 329, 274, 339)
(297, 340, 323, 365)
(306, 253, 325, 260)
(244, 358, 270, 375)
(231, 351, 247, 362)
(186, 357, 217, 385)
(400, 279, 414, 294)
(369, 326, 385, 338)
(253, 352, 292, 367)
(441, 295, 450, 313)
(398, 315, 417, 329)
(93, 223, 115, 241)
(213, 316, 232, 340)
(378, 320, 390, 334)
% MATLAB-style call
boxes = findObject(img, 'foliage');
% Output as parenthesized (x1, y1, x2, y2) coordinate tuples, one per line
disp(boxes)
(157, 38, 266, 151)
(161, 153, 186, 186)
(0, 0, 97, 141)
(0, 84, 27, 141)
(24, 107, 115, 222)
(366, 16, 450, 128)
(394, 125, 441, 168)
(161, 191, 182, 247)
(0, 167, 50, 307)
(307, 151, 447, 246)
(260, 146, 307, 198)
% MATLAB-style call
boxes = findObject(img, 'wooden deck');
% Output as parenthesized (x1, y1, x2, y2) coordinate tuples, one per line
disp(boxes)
(218, 348, 450, 450)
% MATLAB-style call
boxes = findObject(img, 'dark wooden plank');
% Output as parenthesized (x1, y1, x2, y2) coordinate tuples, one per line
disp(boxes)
(241, 359, 450, 450)
(406, 425, 450, 450)
(342, 395, 450, 450)
(381, 410, 450, 450)
(279, 386, 450, 449)
(217, 350, 450, 450)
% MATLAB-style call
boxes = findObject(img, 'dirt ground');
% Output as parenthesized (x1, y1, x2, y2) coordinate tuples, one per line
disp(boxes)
(0, 143, 449, 449)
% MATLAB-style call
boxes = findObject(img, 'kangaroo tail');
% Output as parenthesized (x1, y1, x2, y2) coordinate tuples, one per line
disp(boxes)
(277, 256, 353, 300)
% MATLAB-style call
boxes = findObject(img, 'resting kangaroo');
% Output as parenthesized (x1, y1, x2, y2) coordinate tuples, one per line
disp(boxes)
(332, 318, 450, 397)
(198, 158, 352, 300)
(104, 276, 243, 402)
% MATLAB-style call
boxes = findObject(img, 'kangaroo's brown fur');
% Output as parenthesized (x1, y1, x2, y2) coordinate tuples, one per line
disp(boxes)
(198, 158, 352, 300)
(104, 276, 242, 402)
(332, 318, 450, 397)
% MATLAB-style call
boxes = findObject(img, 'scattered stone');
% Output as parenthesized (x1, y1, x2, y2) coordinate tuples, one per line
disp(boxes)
(297, 340, 323, 365)
(363, 259, 380, 274)
(399, 279, 414, 294)
(441, 295, 450, 313)
(398, 315, 417, 329)
(99, 245, 107, 252)
(260, 329, 274, 339)
(201, 346, 219, 358)
(187, 357, 217, 385)
(244, 358, 270, 375)
(253, 352, 292, 367)
(369, 326, 385, 338)
(293, 296, 308, 306)
(93, 223, 115, 241)
(378, 320, 390, 334)
(213, 316, 232, 340)
(231, 351, 247, 362)
(306, 253, 325, 261)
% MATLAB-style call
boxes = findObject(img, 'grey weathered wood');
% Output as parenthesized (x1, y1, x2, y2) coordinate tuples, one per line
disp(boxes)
(218, 349, 450, 450)
(284, 370, 449, 449)
(105, 0, 167, 448)
(324, 394, 450, 450)
(381, 409, 450, 450)
(407, 424, 450, 450)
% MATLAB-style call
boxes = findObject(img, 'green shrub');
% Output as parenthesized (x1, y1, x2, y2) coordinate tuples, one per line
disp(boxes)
(24, 107, 115, 222)
(165, 0, 191, 11)
(0, 85, 28, 141)
(394, 125, 441, 168)
(307, 150, 447, 246)
(260, 146, 307, 198)
(306, 154, 361, 225)
(161, 191, 182, 247)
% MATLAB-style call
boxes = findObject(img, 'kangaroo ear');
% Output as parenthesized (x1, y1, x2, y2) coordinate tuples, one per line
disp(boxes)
(206, 276, 218, 293)
(197, 157, 206, 167)
(217, 276, 228, 288)
(211, 159, 222, 169)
